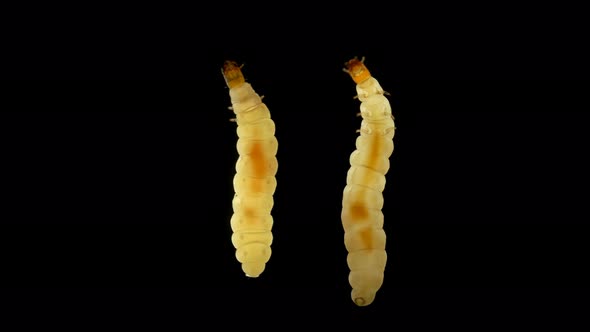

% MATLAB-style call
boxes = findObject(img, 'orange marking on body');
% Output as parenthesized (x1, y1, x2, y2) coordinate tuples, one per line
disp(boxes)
(359, 227, 373, 248)
(243, 206, 266, 227)
(348, 136, 380, 224)
(243, 206, 255, 219)
(349, 205, 369, 221)
(367, 134, 381, 172)
(248, 141, 268, 188)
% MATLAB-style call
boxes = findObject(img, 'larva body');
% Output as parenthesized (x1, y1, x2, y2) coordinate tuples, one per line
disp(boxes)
(341, 58, 395, 306)
(223, 61, 278, 278)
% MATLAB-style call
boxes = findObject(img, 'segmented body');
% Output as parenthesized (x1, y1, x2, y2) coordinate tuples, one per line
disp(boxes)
(223, 61, 278, 278)
(341, 58, 395, 306)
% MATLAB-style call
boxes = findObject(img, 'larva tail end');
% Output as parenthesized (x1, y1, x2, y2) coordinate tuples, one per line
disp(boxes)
(351, 289, 376, 307)
(222, 60, 246, 89)
(242, 262, 265, 278)
(345, 57, 372, 84)
(354, 297, 368, 306)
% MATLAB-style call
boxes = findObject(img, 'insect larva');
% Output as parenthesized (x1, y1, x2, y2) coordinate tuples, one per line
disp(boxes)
(222, 60, 278, 278)
(341, 57, 395, 306)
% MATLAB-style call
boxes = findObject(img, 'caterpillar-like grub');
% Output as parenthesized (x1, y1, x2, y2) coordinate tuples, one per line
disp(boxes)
(222, 61, 278, 278)
(341, 57, 395, 306)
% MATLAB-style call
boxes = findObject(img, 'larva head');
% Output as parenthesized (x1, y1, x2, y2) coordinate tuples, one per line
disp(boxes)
(344, 57, 372, 84)
(222, 60, 246, 89)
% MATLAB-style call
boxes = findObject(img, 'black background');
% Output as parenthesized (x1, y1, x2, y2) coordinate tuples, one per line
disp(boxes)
(2, 3, 590, 331)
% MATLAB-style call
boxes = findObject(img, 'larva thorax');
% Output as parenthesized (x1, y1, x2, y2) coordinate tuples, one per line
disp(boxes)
(356, 77, 385, 101)
(229, 84, 265, 116)
(345, 58, 394, 133)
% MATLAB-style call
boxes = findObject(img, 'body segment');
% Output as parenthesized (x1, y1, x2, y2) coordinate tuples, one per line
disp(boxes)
(223, 61, 278, 277)
(342, 58, 395, 306)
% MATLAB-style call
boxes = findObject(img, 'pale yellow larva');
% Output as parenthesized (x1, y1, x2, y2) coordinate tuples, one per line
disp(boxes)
(341, 57, 395, 306)
(222, 61, 278, 278)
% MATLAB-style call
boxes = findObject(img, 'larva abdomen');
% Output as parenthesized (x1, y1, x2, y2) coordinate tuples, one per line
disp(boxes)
(349, 150, 391, 175)
(235, 154, 278, 178)
(342, 185, 384, 210)
(231, 230, 273, 248)
(344, 227, 386, 252)
(355, 135, 394, 156)
(341, 207, 384, 230)
(231, 194, 274, 215)
(236, 118, 275, 139)
(230, 213, 273, 232)
(346, 166, 386, 192)
(237, 137, 278, 157)
(347, 249, 387, 271)
(223, 60, 278, 278)
(233, 174, 277, 195)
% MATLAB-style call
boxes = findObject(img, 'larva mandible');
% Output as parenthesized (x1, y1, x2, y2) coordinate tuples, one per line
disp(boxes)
(222, 60, 278, 278)
(341, 57, 395, 306)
